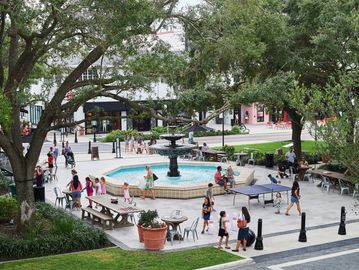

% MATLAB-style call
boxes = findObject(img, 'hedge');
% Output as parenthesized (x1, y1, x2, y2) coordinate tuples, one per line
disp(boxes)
(0, 202, 109, 260)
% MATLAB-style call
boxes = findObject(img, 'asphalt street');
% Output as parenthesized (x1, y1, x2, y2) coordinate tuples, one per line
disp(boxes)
(233, 238, 359, 270)
(41, 130, 313, 154)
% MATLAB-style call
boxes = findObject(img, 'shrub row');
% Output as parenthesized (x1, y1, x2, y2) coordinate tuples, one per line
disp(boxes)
(101, 126, 246, 143)
(0, 202, 109, 260)
(219, 146, 321, 166)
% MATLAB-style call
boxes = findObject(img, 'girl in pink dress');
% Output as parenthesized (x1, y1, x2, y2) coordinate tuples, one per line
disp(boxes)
(123, 182, 130, 203)
(100, 177, 107, 195)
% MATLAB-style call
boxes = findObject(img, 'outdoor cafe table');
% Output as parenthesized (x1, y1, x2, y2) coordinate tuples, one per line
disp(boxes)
(309, 169, 354, 184)
(87, 195, 143, 227)
(202, 149, 226, 161)
(161, 215, 188, 241)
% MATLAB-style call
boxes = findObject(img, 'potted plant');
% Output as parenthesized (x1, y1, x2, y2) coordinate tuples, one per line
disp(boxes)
(139, 210, 167, 250)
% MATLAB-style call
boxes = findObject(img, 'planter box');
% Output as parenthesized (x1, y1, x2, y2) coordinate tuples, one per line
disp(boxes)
(137, 224, 144, 242)
(142, 225, 167, 251)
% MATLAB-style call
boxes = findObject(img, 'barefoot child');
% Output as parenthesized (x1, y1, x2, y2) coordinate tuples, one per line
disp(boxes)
(123, 182, 131, 203)
(206, 183, 216, 212)
(100, 177, 107, 195)
(85, 177, 94, 208)
(274, 192, 282, 214)
(201, 197, 212, 234)
(218, 211, 230, 249)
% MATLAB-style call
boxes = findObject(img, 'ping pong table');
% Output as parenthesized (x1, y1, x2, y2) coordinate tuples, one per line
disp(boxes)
(230, 183, 291, 209)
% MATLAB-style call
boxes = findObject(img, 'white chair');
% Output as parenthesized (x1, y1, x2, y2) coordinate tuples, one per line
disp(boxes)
(338, 179, 350, 195)
(183, 217, 200, 243)
(167, 222, 182, 246)
(194, 150, 205, 161)
(247, 153, 255, 165)
(54, 187, 66, 208)
(321, 176, 333, 192)
(128, 196, 137, 224)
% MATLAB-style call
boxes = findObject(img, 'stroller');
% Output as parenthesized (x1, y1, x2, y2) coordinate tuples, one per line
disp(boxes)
(64, 151, 75, 168)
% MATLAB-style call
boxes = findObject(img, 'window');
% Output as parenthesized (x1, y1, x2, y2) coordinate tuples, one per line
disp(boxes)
(79, 68, 98, 81)
(30, 105, 43, 125)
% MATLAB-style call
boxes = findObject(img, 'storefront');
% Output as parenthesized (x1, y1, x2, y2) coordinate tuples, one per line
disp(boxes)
(83, 101, 130, 134)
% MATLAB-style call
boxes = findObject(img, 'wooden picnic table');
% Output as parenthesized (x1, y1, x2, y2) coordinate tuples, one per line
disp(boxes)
(309, 169, 354, 184)
(86, 195, 143, 228)
(202, 149, 226, 161)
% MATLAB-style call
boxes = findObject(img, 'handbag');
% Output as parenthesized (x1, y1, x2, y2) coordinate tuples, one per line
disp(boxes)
(237, 219, 247, 229)
(153, 173, 158, 181)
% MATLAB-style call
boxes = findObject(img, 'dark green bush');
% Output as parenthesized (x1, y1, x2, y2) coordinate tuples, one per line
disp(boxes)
(0, 173, 12, 194)
(0, 197, 17, 222)
(220, 145, 235, 160)
(318, 163, 347, 173)
(0, 202, 108, 260)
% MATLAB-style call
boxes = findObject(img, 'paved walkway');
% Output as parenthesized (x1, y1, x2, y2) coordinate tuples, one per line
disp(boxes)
(43, 153, 359, 252)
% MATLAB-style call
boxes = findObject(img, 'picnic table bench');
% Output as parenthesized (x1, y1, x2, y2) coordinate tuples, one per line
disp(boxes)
(82, 206, 113, 230)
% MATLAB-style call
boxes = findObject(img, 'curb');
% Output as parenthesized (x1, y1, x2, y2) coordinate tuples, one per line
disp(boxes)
(195, 257, 254, 270)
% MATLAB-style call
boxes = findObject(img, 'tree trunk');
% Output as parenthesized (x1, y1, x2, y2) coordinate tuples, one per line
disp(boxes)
(290, 112, 303, 158)
(6, 150, 37, 232)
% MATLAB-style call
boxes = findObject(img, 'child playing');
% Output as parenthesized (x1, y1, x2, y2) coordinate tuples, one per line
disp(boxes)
(100, 177, 107, 195)
(268, 174, 281, 184)
(206, 183, 216, 212)
(94, 178, 101, 195)
(274, 192, 282, 214)
(85, 177, 94, 208)
(123, 182, 131, 203)
(218, 211, 230, 249)
(201, 197, 212, 234)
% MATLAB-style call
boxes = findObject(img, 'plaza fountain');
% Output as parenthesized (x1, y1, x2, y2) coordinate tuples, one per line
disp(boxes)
(149, 126, 196, 177)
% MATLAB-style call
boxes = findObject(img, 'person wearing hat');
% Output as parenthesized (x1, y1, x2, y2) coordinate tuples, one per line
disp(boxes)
(67, 169, 82, 208)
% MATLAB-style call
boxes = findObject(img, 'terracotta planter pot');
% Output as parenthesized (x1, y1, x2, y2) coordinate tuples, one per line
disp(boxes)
(137, 224, 144, 242)
(142, 225, 167, 251)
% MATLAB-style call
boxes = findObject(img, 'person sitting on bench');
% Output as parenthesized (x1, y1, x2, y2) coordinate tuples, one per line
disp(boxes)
(214, 166, 229, 193)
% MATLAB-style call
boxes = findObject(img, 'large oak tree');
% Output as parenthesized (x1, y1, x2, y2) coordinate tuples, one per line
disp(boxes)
(0, 0, 179, 230)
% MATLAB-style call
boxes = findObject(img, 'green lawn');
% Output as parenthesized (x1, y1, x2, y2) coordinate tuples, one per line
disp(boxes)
(218, 140, 322, 154)
(0, 247, 241, 270)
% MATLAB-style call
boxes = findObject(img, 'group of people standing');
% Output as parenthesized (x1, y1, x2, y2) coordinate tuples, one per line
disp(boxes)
(67, 169, 107, 208)
(201, 196, 252, 251)
(124, 135, 157, 154)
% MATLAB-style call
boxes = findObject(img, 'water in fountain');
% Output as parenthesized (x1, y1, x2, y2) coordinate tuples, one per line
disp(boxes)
(149, 126, 197, 177)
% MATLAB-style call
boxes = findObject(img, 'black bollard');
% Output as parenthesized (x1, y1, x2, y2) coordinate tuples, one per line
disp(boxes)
(338, 206, 346, 235)
(62, 141, 65, 149)
(254, 218, 264, 250)
(74, 130, 78, 143)
(298, 212, 307, 242)
(88, 141, 92, 154)
(53, 133, 57, 145)
(112, 141, 116, 153)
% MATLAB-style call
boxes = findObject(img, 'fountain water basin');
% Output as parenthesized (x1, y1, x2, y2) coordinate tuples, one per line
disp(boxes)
(97, 161, 254, 199)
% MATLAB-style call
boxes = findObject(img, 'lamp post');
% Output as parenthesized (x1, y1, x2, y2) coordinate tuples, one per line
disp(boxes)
(93, 125, 97, 143)
(74, 128, 78, 143)
(222, 112, 225, 147)
(53, 132, 57, 145)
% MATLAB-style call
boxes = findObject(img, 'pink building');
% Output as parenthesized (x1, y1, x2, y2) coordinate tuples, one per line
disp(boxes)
(233, 103, 270, 125)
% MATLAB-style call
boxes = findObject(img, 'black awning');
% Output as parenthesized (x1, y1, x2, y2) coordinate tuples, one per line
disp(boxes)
(83, 100, 163, 113)
(83, 101, 130, 113)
